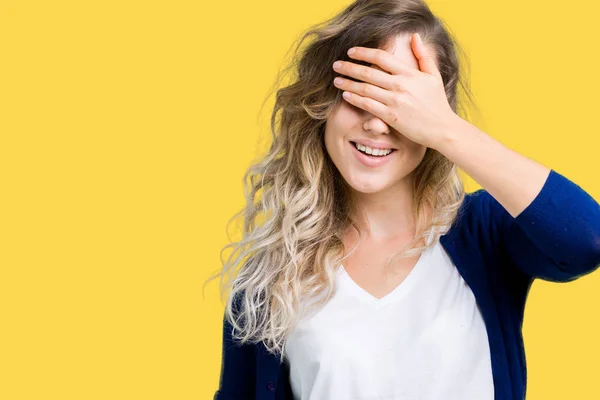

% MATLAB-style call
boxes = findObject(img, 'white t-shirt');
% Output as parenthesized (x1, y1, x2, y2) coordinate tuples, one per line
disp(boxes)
(284, 230, 494, 399)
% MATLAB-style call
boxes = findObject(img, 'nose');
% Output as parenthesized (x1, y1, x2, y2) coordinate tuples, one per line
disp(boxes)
(363, 115, 391, 135)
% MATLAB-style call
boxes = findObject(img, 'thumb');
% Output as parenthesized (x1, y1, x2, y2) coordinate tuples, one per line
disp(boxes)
(412, 33, 441, 78)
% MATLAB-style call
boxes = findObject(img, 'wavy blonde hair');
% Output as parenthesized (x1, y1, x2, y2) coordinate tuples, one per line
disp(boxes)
(204, 0, 478, 361)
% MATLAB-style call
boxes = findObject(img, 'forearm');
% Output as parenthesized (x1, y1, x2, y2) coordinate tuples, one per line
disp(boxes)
(434, 116, 551, 218)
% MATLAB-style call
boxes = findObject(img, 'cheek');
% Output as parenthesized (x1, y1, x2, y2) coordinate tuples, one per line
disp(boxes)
(323, 129, 343, 168)
(325, 104, 359, 149)
(336, 102, 361, 128)
(403, 146, 428, 171)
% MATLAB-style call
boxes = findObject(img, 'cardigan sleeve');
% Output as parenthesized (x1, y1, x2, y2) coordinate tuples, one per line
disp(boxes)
(214, 292, 257, 400)
(489, 169, 600, 282)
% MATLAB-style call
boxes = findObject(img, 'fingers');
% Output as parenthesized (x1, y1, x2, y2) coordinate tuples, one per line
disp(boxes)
(338, 90, 390, 124)
(345, 46, 416, 76)
(332, 59, 396, 91)
(333, 75, 395, 105)
(411, 33, 442, 79)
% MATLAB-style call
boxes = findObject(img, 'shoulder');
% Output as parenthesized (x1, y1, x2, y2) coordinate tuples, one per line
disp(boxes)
(465, 188, 503, 220)
(442, 188, 513, 260)
(448, 188, 507, 239)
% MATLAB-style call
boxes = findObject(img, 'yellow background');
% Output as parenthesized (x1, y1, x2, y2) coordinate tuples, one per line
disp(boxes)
(1, 0, 599, 399)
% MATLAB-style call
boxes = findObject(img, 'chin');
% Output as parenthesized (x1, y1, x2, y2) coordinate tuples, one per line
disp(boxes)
(345, 175, 394, 194)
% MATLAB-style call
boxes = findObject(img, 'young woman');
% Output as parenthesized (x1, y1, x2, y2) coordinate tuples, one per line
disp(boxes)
(206, 1, 600, 399)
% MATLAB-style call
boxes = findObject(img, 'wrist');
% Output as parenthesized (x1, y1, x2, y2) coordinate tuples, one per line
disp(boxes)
(432, 114, 468, 154)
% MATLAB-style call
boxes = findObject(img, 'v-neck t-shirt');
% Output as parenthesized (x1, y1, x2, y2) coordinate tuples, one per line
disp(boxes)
(283, 229, 494, 400)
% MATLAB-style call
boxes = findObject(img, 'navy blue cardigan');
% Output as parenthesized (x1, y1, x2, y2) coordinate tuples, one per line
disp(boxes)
(214, 169, 600, 400)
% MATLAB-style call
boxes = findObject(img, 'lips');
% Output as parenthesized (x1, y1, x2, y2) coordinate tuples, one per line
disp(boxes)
(349, 140, 396, 167)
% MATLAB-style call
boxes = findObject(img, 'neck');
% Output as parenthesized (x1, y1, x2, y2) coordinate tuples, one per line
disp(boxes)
(349, 178, 417, 241)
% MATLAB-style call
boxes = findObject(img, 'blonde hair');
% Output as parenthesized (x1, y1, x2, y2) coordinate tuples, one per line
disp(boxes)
(204, 0, 478, 362)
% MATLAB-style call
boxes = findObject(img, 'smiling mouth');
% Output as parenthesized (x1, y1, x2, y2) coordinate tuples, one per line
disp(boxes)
(350, 141, 397, 157)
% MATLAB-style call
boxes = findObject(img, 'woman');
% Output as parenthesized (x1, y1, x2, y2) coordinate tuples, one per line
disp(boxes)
(206, 0, 600, 399)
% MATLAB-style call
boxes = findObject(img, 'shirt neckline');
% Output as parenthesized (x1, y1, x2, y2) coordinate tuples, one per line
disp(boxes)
(338, 229, 436, 310)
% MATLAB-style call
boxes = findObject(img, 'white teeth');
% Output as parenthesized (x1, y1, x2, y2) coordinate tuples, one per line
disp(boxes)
(353, 142, 392, 156)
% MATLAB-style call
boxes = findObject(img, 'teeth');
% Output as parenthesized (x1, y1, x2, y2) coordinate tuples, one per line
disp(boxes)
(353, 142, 393, 156)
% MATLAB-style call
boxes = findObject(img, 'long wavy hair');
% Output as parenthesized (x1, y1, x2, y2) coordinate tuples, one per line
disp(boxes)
(204, 0, 478, 361)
